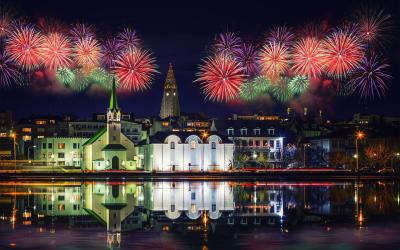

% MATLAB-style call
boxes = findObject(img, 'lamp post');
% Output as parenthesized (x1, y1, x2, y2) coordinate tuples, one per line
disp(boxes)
(303, 143, 310, 168)
(11, 133, 16, 173)
(28, 145, 37, 163)
(201, 132, 208, 172)
(355, 131, 364, 173)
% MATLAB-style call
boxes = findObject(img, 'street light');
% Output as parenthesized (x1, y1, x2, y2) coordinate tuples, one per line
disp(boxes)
(303, 143, 310, 168)
(28, 145, 37, 163)
(11, 133, 16, 173)
(355, 131, 365, 173)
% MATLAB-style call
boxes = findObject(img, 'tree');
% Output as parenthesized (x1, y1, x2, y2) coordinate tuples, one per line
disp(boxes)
(364, 143, 392, 169)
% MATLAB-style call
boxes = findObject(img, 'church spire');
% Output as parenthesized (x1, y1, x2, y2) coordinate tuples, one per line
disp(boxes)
(159, 63, 180, 119)
(109, 78, 119, 111)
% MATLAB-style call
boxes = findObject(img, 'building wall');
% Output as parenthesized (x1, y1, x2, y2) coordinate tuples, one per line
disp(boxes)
(34, 137, 88, 167)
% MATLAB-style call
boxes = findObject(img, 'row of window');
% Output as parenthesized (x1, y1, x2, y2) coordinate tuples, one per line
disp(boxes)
(41, 143, 81, 149)
(41, 152, 80, 159)
(235, 139, 281, 148)
(170, 141, 217, 149)
(43, 203, 80, 211)
(227, 128, 275, 136)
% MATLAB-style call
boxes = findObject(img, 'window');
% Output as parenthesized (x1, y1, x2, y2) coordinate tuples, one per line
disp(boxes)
(191, 204, 196, 213)
(48, 204, 53, 210)
(37, 128, 45, 133)
(211, 142, 216, 149)
(254, 128, 261, 136)
(58, 153, 65, 158)
(48, 143, 52, 149)
(263, 140, 268, 147)
(227, 128, 234, 136)
(22, 135, 31, 141)
(190, 141, 196, 149)
(191, 192, 196, 200)
(170, 142, 175, 149)
(255, 140, 260, 147)
(35, 120, 46, 125)
(240, 128, 247, 136)
(58, 143, 65, 149)
(58, 204, 65, 211)
(268, 128, 275, 136)
(48, 152, 53, 158)
(270, 140, 275, 148)
(22, 127, 31, 133)
(212, 204, 216, 212)
(249, 140, 253, 147)
(73, 143, 77, 149)
(113, 136, 116, 141)
(73, 204, 80, 210)
(58, 195, 65, 201)
(276, 140, 281, 148)
(171, 205, 175, 212)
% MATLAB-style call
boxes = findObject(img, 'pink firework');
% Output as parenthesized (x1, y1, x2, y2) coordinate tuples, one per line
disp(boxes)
(357, 7, 392, 48)
(117, 28, 140, 50)
(0, 16, 11, 38)
(259, 41, 290, 81)
(70, 23, 95, 41)
(292, 37, 324, 78)
(74, 36, 102, 73)
(321, 27, 364, 78)
(113, 48, 158, 91)
(6, 24, 44, 70)
(196, 53, 245, 102)
(41, 32, 72, 69)
(0, 51, 22, 86)
(234, 42, 259, 77)
(101, 38, 123, 70)
(214, 32, 242, 56)
(266, 25, 295, 45)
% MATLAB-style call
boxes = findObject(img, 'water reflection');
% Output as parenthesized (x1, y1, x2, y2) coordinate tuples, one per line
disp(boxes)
(1, 180, 400, 249)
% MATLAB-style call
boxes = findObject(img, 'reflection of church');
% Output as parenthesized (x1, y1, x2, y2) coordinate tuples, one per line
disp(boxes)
(83, 80, 136, 171)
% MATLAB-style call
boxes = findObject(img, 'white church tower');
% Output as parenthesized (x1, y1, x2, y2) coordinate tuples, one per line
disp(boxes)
(107, 79, 122, 145)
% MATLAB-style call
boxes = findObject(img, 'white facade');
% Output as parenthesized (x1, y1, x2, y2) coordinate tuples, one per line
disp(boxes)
(140, 134, 234, 172)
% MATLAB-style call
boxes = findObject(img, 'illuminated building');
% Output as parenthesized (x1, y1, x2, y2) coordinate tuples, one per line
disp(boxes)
(159, 63, 180, 119)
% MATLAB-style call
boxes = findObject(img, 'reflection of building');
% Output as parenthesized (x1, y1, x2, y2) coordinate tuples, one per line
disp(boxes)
(138, 132, 234, 172)
(146, 182, 234, 220)
(83, 81, 136, 171)
(159, 63, 180, 119)
(33, 137, 88, 166)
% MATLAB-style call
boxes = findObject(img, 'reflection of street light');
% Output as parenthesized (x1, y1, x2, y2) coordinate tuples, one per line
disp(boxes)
(28, 145, 37, 162)
(355, 131, 365, 173)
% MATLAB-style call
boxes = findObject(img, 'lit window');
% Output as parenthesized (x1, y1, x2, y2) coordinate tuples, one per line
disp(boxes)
(22, 135, 31, 141)
(268, 128, 275, 136)
(254, 128, 261, 136)
(191, 141, 196, 149)
(191, 204, 196, 213)
(57, 204, 65, 211)
(58, 143, 65, 149)
(22, 127, 31, 133)
(240, 128, 247, 136)
(35, 120, 46, 125)
(227, 128, 234, 136)
(166, 92, 170, 96)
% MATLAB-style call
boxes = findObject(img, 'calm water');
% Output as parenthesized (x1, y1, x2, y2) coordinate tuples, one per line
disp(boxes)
(0, 180, 400, 249)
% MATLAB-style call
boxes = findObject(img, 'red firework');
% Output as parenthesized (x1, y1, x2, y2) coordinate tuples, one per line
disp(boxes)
(0, 16, 11, 37)
(113, 48, 158, 91)
(292, 37, 324, 78)
(74, 36, 102, 73)
(259, 41, 290, 81)
(41, 32, 72, 69)
(196, 53, 245, 102)
(357, 7, 392, 49)
(5, 24, 44, 70)
(321, 27, 364, 78)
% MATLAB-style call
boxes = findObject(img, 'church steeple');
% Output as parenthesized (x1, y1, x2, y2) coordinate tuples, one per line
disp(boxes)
(159, 63, 180, 119)
(109, 78, 119, 112)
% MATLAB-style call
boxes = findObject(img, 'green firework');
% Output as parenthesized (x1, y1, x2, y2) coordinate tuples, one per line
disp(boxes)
(337, 82, 354, 96)
(69, 69, 90, 92)
(56, 67, 75, 86)
(239, 81, 262, 101)
(253, 76, 272, 93)
(271, 77, 294, 103)
(288, 75, 309, 95)
(89, 68, 117, 90)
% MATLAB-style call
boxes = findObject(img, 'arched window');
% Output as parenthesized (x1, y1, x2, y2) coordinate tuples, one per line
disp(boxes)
(211, 141, 216, 149)
(170, 141, 175, 149)
(191, 140, 196, 149)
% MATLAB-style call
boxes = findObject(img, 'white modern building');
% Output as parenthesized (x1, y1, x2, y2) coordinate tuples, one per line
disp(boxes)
(138, 132, 235, 172)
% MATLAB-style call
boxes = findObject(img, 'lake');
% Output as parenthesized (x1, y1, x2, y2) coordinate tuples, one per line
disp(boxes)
(0, 180, 400, 249)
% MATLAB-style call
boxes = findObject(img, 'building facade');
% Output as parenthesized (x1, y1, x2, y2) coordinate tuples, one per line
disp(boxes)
(138, 132, 234, 172)
(159, 63, 180, 119)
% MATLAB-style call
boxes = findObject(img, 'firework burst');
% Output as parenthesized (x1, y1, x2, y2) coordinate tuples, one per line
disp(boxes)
(348, 54, 390, 99)
(41, 32, 72, 70)
(196, 53, 245, 102)
(117, 28, 140, 50)
(69, 68, 90, 91)
(6, 24, 44, 70)
(0, 51, 22, 86)
(271, 76, 293, 103)
(321, 26, 364, 78)
(101, 38, 122, 70)
(214, 32, 241, 56)
(56, 67, 75, 86)
(234, 42, 259, 77)
(266, 25, 295, 45)
(74, 36, 102, 73)
(288, 75, 309, 95)
(239, 81, 262, 101)
(70, 23, 95, 41)
(259, 41, 290, 81)
(292, 37, 324, 78)
(113, 48, 158, 92)
(253, 75, 272, 93)
(90, 67, 116, 90)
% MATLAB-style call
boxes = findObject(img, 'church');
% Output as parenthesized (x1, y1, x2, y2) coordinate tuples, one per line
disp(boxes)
(83, 80, 136, 171)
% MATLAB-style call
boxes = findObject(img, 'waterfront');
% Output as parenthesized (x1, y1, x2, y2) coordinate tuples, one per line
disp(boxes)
(1, 180, 400, 249)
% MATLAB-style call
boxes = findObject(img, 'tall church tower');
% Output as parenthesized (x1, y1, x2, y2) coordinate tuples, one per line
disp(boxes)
(107, 79, 122, 144)
(159, 63, 180, 119)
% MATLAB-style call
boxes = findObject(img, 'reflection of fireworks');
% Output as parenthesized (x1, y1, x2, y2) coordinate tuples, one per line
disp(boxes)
(357, 7, 392, 49)
(6, 24, 44, 70)
(259, 41, 290, 80)
(196, 53, 245, 102)
(101, 38, 122, 70)
(114, 48, 158, 92)
(321, 26, 364, 78)
(234, 43, 259, 77)
(41, 32, 72, 69)
(266, 25, 294, 45)
(0, 51, 22, 86)
(348, 54, 390, 99)
(271, 77, 293, 103)
(214, 32, 241, 55)
(74, 37, 102, 73)
(288, 75, 309, 95)
(56, 67, 75, 86)
(117, 28, 140, 50)
(292, 37, 324, 78)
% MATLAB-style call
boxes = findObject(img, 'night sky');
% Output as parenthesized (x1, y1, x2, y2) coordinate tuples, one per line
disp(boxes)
(1, 0, 400, 120)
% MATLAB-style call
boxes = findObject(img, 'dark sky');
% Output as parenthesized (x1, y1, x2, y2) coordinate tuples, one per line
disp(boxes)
(1, 0, 400, 120)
